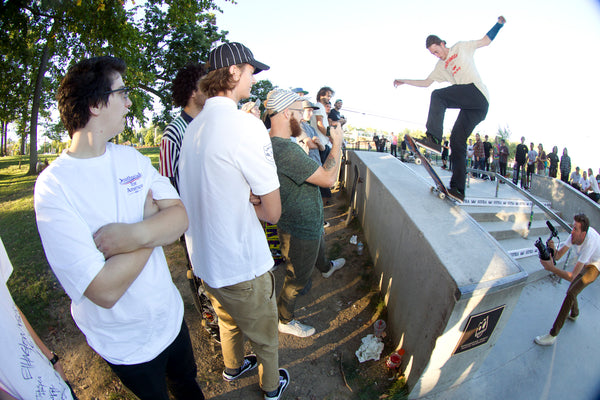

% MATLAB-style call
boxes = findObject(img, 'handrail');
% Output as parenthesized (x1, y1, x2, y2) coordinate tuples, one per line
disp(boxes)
(465, 167, 571, 232)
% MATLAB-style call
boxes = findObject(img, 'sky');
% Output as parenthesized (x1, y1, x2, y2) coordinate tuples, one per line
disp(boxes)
(214, 0, 600, 172)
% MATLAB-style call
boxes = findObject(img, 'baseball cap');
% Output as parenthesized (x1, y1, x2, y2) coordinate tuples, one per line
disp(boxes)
(208, 42, 270, 74)
(301, 99, 319, 110)
(265, 89, 300, 115)
(291, 87, 309, 95)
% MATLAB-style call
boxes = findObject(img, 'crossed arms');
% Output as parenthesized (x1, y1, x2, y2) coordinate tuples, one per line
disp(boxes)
(85, 190, 188, 308)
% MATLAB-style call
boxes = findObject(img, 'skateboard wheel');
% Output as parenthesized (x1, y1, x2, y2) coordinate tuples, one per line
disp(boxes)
(439, 193, 446, 200)
(415, 158, 422, 165)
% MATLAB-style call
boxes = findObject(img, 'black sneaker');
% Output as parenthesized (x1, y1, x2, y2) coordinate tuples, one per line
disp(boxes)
(447, 187, 465, 202)
(415, 133, 442, 155)
(264, 368, 290, 400)
(222, 354, 258, 381)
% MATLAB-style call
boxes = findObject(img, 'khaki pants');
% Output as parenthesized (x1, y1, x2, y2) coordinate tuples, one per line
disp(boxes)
(204, 272, 280, 392)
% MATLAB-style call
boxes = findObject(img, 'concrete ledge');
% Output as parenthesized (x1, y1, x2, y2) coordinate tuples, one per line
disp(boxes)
(344, 151, 527, 398)
(531, 174, 600, 228)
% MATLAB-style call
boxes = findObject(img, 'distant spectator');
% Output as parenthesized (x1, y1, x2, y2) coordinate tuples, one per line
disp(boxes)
(499, 138, 509, 178)
(466, 138, 474, 168)
(560, 148, 571, 183)
(473, 133, 486, 178)
(390, 132, 398, 157)
(580, 171, 590, 193)
(328, 99, 346, 128)
(483, 134, 492, 174)
(514, 136, 528, 188)
(526, 142, 537, 189)
(586, 168, 600, 202)
(441, 139, 449, 169)
(310, 87, 334, 163)
(536, 143, 547, 176)
(570, 166, 582, 191)
(548, 146, 559, 178)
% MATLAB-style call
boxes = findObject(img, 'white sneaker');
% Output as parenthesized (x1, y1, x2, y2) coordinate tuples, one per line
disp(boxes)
(322, 258, 345, 278)
(278, 319, 315, 337)
(568, 314, 578, 322)
(534, 333, 556, 346)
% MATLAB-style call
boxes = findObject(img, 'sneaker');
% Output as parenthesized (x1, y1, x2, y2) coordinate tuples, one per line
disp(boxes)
(322, 258, 345, 278)
(324, 221, 331, 228)
(264, 368, 290, 400)
(414, 133, 442, 155)
(534, 334, 557, 346)
(447, 187, 465, 203)
(222, 354, 258, 381)
(278, 319, 316, 337)
(568, 314, 578, 321)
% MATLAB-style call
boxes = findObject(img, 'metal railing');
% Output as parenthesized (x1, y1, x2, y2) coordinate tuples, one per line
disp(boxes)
(465, 167, 571, 232)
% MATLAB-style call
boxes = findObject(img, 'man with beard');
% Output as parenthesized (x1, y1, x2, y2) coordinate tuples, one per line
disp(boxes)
(266, 89, 346, 338)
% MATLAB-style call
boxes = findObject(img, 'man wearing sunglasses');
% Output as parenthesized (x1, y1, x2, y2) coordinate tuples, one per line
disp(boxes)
(267, 89, 346, 339)
(34, 56, 203, 399)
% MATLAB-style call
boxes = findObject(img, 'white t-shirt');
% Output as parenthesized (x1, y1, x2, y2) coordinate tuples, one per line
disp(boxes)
(565, 227, 600, 268)
(310, 102, 331, 148)
(427, 40, 489, 102)
(179, 96, 280, 288)
(580, 177, 591, 192)
(0, 238, 73, 399)
(34, 143, 184, 365)
(589, 176, 600, 193)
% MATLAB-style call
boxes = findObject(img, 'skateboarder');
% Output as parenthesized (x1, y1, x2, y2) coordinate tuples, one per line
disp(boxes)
(393, 15, 507, 201)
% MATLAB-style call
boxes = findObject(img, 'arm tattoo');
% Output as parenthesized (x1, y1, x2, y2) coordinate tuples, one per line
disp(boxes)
(323, 154, 337, 171)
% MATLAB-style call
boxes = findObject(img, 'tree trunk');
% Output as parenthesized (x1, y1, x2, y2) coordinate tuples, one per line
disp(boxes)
(1, 121, 5, 156)
(27, 43, 52, 175)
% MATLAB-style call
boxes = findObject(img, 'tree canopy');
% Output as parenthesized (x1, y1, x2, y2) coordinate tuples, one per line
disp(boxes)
(0, 0, 230, 173)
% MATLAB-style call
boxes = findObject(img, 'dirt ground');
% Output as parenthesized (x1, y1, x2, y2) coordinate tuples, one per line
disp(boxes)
(44, 187, 406, 399)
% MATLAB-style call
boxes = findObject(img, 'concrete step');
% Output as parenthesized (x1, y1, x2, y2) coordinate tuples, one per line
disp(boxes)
(464, 205, 550, 224)
(479, 219, 568, 241)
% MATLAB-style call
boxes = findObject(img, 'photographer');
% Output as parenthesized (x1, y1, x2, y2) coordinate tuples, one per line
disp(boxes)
(534, 214, 600, 346)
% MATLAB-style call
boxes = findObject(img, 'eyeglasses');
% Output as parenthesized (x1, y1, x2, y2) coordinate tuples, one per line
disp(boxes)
(105, 86, 131, 99)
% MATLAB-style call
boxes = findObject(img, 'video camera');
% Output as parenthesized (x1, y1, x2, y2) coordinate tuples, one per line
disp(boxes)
(534, 221, 559, 262)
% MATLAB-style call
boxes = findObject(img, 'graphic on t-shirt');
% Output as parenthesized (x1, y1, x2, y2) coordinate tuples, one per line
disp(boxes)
(119, 172, 144, 195)
(263, 143, 274, 163)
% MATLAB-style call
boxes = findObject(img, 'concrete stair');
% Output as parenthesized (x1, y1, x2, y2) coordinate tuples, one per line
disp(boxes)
(461, 201, 571, 283)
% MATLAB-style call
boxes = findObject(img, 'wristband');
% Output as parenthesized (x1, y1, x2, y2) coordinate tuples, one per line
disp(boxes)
(486, 22, 503, 41)
(50, 352, 59, 365)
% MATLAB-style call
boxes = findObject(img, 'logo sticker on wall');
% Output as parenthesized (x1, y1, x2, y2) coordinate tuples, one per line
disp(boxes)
(453, 305, 505, 355)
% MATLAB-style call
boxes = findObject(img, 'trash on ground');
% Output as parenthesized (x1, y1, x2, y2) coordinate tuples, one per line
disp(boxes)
(355, 334, 384, 363)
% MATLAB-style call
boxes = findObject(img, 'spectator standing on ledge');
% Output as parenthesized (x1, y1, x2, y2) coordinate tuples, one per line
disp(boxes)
(560, 148, 571, 184)
(548, 146, 559, 178)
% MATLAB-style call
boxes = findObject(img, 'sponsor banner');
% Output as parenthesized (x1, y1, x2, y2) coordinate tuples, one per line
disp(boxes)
(453, 305, 505, 355)
(462, 197, 552, 208)
(508, 247, 537, 259)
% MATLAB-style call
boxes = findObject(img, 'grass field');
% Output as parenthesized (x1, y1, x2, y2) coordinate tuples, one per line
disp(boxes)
(0, 146, 160, 333)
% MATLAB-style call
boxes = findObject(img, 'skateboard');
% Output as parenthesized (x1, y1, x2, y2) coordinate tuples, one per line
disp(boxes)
(404, 135, 457, 202)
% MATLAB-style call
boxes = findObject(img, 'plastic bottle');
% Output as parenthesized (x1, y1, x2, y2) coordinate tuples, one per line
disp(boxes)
(357, 241, 364, 255)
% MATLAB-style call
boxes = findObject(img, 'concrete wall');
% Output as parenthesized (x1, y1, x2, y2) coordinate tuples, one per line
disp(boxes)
(531, 174, 600, 229)
(344, 151, 526, 398)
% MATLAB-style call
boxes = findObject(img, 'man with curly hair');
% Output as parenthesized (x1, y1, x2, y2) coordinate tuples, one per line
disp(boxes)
(159, 63, 207, 192)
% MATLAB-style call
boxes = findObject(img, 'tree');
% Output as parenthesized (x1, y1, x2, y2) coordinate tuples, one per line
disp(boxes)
(0, 0, 230, 173)
(496, 125, 511, 141)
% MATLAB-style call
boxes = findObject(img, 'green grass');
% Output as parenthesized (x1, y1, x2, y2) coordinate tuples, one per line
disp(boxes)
(0, 147, 160, 334)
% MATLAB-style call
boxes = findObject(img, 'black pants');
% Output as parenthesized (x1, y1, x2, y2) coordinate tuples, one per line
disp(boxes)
(108, 320, 204, 400)
(426, 84, 489, 193)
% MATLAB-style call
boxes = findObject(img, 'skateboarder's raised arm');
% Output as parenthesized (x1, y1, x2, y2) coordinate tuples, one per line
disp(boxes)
(393, 78, 434, 88)
(477, 15, 507, 48)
